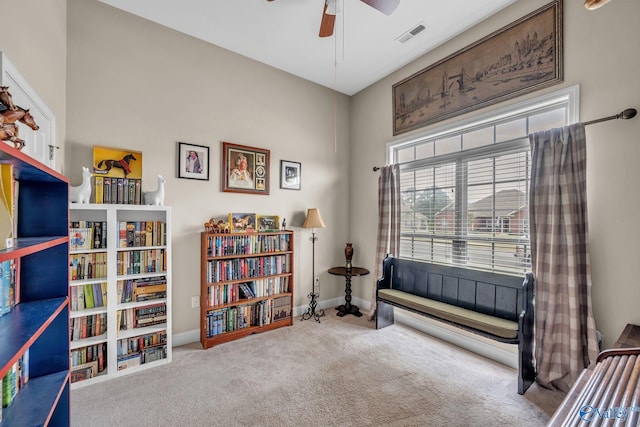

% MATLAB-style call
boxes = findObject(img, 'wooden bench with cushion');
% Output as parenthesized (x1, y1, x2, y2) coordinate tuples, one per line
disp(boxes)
(375, 255, 535, 395)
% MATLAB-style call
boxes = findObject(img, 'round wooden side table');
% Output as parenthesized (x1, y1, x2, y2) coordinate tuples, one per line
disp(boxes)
(328, 266, 369, 317)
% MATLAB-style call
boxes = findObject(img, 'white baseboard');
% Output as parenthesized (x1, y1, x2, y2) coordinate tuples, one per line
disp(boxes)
(393, 309, 518, 369)
(175, 297, 374, 347)
(173, 298, 518, 372)
(173, 329, 200, 347)
(294, 296, 372, 316)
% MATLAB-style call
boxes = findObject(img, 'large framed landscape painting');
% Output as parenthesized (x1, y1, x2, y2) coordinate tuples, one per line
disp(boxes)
(393, 0, 562, 135)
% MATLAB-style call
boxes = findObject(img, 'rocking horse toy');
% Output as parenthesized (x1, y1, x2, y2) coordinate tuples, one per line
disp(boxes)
(94, 153, 138, 177)
(0, 86, 17, 111)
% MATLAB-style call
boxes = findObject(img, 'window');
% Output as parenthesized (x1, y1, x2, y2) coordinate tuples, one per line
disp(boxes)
(389, 86, 578, 275)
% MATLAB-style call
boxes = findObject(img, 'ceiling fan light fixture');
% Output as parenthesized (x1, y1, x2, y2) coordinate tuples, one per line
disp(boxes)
(584, 0, 613, 10)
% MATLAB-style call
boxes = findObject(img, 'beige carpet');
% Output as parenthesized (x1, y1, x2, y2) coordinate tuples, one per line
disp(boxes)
(71, 311, 565, 426)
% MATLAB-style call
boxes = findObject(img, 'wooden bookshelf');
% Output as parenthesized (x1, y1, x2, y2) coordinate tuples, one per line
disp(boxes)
(200, 230, 294, 349)
(0, 143, 70, 426)
(68, 204, 171, 388)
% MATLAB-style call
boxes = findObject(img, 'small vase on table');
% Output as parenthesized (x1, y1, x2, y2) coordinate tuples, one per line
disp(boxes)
(345, 243, 354, 271)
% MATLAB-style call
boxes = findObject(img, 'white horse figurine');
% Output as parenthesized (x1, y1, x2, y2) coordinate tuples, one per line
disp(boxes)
(69, 166, 92, 204)
(143, 175, 166, 206)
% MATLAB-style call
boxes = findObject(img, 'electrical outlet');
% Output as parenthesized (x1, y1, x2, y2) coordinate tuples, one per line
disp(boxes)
(191, 296, 200, 308)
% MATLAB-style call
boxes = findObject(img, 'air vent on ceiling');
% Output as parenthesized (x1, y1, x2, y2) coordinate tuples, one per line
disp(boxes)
(396, 22, 427, 44)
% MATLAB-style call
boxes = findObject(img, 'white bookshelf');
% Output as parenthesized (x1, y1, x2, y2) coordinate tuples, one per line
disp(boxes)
(69, 204, 171, 389)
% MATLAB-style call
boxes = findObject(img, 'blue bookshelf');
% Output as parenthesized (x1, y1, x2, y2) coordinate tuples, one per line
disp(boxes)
(0, 144, 69, 426)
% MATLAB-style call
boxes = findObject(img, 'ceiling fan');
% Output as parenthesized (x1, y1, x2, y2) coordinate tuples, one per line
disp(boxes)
(267, 0, 400, 38)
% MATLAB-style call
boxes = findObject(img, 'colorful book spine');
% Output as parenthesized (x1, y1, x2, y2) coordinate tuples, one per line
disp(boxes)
(94, 176, 103, 204)
(0, 260, 13, 316)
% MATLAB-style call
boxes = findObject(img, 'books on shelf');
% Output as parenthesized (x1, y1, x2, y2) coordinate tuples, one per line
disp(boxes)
(116, 248, 166, 275)
(117, 276, 167, 303)
(206, 277, 289, 307)
(69, 228, 92, 250)
(70, 342, 106, 380)
(117, 331, 167, 371)
(94, 177, 142, 205)
(69, 253, 108, 280)
(69, 204, 172, 385)
(70, 360, 99, 383)
(206, 254, 291, 283)
(70, 313, 107, 341)
(201, 230, 293, 349)
(1, 350, 28, 411)
(205, 298, 287, 338)
(69, 220, 107, 249)
(0, 259, 17, 318)
(272, 295, 292, 321)
(70, 282, 107, 311)
(205, 233, 290, 257)
(117, 303, 167, 335)
(118, 220, 166, 247)
(0, 163, 14, 250)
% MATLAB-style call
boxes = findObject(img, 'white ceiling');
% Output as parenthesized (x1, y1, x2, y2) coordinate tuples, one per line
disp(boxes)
(98, 0, 518, 96)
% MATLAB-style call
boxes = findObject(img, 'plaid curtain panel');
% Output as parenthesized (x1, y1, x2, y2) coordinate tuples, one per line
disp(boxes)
(367, 164, 400, 320)
(529, 123, 599, 392)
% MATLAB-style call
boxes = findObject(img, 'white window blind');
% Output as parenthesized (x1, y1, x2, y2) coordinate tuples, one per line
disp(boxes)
(390, 86, 578, 275)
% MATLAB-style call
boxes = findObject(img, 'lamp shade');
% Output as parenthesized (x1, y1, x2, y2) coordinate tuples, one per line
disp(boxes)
(302, 208, 326, 229)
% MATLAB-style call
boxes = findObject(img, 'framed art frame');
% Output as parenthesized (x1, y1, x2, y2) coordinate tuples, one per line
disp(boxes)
(280, 160, 301, 190)
(222, 142, 270, 195)
(228, 213, 257, 233)
(178, 142, 210, 180)
(392, 0, 562, 135)
(257, 215, 280, 232)
(93, 146, 142, 179)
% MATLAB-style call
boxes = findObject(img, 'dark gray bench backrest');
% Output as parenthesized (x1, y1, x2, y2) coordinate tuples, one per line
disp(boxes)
(382, 257, 528, 322)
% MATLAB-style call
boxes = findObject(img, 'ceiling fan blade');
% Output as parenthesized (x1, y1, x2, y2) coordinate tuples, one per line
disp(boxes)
(319, 2, 335, 37)
(360, 0, 399, 15)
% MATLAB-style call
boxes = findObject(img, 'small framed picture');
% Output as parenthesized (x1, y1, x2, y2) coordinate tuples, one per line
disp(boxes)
(257, 215, 280, 232)
(178, 142, 210, 181)
(280, 160, 301, 190)
(228, 213, 257, 233)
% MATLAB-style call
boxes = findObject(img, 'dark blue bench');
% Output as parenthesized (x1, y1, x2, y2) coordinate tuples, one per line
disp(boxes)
(376, 255, 535, 395)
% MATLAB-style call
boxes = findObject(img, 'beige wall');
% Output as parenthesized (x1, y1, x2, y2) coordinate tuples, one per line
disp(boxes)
(66, 0, 351, 337)
(0, 0, 67, 171)
(350, 0, 640, 348)
(4, 0, 639, 349)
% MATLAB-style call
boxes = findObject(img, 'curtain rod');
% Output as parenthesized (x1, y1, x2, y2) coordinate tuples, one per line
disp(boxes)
(372, 107, 638, 172)
(582, 107, 637, 126)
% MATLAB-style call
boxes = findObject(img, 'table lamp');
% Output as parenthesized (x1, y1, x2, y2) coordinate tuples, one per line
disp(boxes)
(301, 208, 326, 322)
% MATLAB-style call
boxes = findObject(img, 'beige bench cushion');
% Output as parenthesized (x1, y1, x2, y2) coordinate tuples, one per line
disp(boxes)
(378, 288, 518, 340)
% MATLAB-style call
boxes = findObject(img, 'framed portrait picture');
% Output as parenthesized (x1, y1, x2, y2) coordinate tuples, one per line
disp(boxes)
(280, 160, 301, 190)
(178, 142, 210, 180)
(222, 142, 270, 195)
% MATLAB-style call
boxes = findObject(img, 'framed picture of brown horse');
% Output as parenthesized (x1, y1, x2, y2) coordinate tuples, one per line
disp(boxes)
(93, 146, 142, 179)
